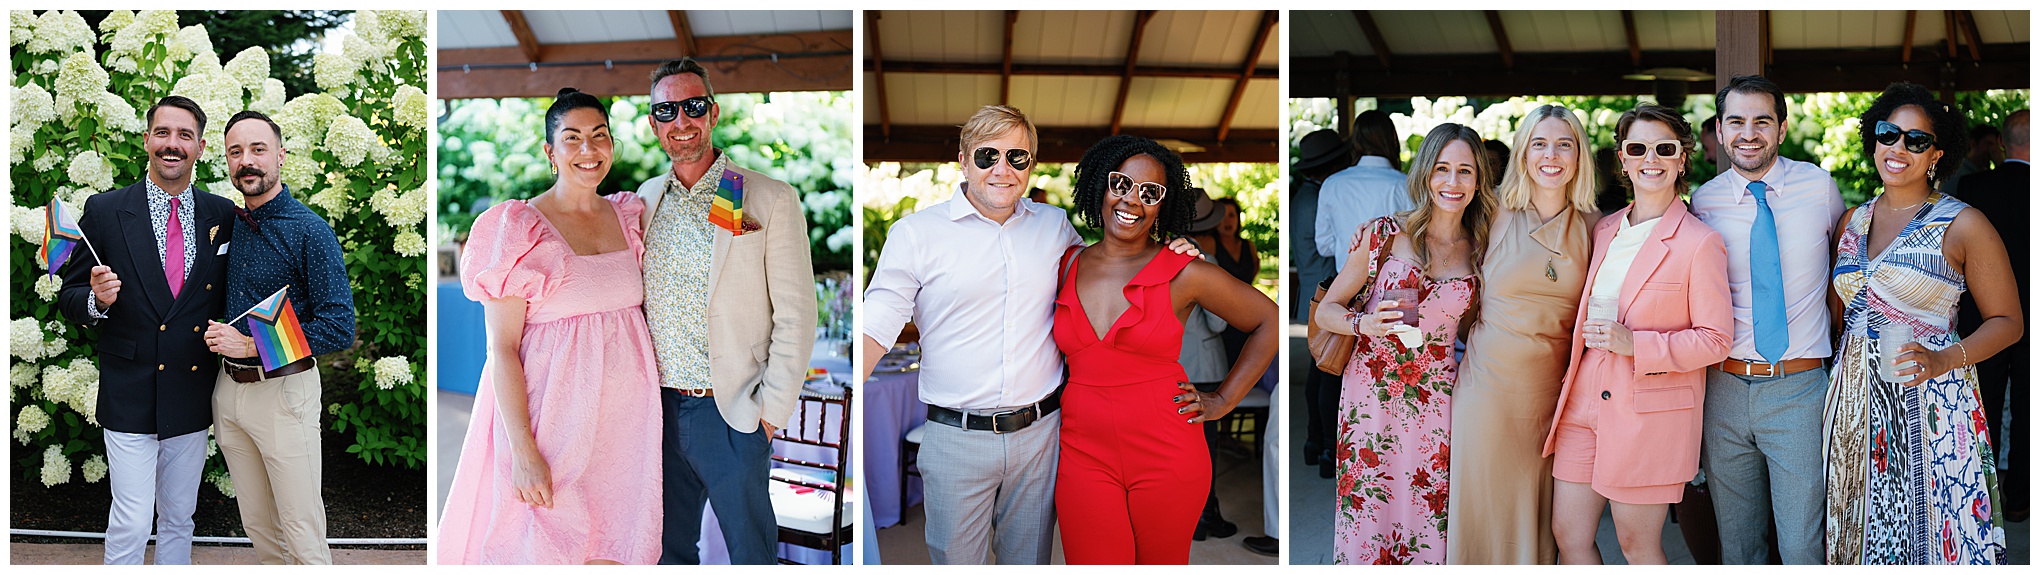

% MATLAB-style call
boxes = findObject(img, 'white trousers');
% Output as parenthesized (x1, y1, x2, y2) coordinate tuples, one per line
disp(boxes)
(103, 429, 208, 565)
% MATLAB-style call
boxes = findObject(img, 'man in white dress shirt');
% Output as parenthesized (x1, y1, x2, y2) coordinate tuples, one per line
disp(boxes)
(1316, 110, 1411, 272)
(1688, 74, 1848, 565)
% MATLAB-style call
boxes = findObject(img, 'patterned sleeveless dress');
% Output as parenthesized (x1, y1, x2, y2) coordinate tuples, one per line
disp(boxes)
(1825, 191, 2004, 565)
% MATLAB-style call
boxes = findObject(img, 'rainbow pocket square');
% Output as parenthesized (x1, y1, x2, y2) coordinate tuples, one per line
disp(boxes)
(709, 170, 746, 235)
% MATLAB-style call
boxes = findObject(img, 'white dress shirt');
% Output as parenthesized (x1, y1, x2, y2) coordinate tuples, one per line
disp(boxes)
(862, 187, 1082, 410)
(1690, 155, 1848, 361)
(1317, 156, 1411, 271)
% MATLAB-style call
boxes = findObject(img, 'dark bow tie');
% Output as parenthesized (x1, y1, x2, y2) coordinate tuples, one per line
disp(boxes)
(232, 207, 259, 232)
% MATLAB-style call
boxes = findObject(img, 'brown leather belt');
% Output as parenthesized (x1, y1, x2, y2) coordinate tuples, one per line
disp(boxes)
(668, 387, 714, 398)
(1716, 357, 1825, 378)
(225, 357, 314, 383)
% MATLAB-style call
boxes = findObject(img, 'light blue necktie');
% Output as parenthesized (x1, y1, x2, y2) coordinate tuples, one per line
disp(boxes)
(1749, 181, 1789, 364)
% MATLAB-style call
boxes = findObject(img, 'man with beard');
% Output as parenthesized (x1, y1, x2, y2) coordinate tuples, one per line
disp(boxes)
(632, 58, 817, 565)
(199, 110, 356, 564)
(1688, 75, 1847, 565)
(59, 95, 236, 565)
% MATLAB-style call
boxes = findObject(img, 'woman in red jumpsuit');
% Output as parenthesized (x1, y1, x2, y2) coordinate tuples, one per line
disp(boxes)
(1050, 135, 1281, 564)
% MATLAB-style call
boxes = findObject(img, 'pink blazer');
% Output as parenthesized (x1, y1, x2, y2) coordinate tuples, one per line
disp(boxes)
(1541, 199, 1733, 488)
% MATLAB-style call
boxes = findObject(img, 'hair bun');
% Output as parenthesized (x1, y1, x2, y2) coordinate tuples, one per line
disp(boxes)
(557, 87, 579, 98)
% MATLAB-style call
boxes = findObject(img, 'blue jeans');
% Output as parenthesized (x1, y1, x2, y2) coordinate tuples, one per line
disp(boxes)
(659, 390, 777, 565)
(1702, 365, 1829, 565)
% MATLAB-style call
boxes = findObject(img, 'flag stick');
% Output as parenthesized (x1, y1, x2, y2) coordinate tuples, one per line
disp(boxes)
(227, 284, 290, 325)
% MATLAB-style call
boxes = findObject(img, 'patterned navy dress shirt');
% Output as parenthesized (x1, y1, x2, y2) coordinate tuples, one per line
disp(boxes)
(223, 185, 357, 359)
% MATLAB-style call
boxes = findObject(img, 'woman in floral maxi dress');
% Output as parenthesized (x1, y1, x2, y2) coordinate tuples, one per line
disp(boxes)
(1824, 83, 2021, 565)
(1314, 124, 1492, 564)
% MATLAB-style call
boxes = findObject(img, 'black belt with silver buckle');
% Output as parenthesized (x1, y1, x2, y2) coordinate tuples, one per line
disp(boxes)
(927, 388, 1062, 434)
(225, 357, 314, 383)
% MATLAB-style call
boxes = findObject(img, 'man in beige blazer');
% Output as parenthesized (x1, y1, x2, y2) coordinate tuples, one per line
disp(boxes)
(635, 58, 817, 565)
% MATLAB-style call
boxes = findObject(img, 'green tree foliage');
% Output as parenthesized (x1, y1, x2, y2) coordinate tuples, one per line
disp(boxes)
(435, 92, 854, 271)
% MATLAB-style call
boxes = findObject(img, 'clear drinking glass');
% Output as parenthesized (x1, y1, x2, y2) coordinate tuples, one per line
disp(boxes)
(1380, 288, 1421, 327)
(1878, 323, 1915, 383)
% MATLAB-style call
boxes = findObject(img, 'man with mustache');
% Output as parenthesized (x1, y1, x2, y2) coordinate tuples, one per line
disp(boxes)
(59, 95, 235, 565)
(632, 58, 817, 565)
(1688, 75, 1847, 565)
(198, 110, 356, 564)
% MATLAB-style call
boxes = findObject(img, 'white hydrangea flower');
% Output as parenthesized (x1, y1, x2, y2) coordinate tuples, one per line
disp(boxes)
(46, 320, 66, 337)
(82, 454, 108, 483)
(26, 10, 92, 55)
(34, 274, 60, 301)
(377, 11, 427, 40)
(53, 52, 111, 116)
(224, 46, 270, 90)
(15, 405, 50, 444)
(308, 187, 353, 217)
(98, 10, 134, 36)
(207, 434, 218, 458)
(40, 358, 98, 426)
(169, 72, 244, 133)
(392, 230, 427, 258)
(249, 79, 286, 115)
(33, 59, 59, 75)
(275, 93, 346, 149)
(40, 444, 70, 487)
(110, 10, 179, 59)
(34, 150, 65, 172)
(392, 85, 428, 130)
(108, 54, 139, 74)
(11, 11, 34, 47)
(95, 91, 144, 133)
(313, 53, 358, 93)
(368, 187, 428, 228)
(12, 361, 39, 390)
(281, 153, 319, 190)
(12, 318, 49, 362)
(41, 325, 68, 359)
(11, 124, 34, 165)
(13, 82, 56, 132)
(67, 150, 115, 191)
(167, 24, 214, 63)
(343, 34, 390, 74)
(209, 470, 236, 498)
(324, 114, 376, 167)
(15, 205, 48, 245)
(372, 356, 414, 390)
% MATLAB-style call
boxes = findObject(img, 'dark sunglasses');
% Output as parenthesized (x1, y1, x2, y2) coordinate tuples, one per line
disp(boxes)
(1621, 139, 1683, 158)
(971, 147, 1034, 171)
(1107, 171, 1167, 206)
(1874, 121, 1937, 153)
(650, 96, 713, 122)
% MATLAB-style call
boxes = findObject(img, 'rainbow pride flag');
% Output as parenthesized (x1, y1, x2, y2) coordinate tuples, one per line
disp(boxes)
(42, 198, 86, 274)
(709, 169, 745, 235)
(243, 285, 312, 371)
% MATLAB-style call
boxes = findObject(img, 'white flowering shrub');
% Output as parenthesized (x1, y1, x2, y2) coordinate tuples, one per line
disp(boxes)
(10, 10, 429, 492)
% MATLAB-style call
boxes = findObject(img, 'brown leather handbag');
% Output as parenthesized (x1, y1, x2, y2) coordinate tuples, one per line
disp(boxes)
(1307, 229, 1392, 375)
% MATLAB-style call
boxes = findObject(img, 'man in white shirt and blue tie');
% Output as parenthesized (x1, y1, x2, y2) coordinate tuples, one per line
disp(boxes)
(1688, 75, 1848, 565)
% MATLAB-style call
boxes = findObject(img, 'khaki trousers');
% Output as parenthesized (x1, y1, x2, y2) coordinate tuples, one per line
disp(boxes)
(213, 365, 331, 565)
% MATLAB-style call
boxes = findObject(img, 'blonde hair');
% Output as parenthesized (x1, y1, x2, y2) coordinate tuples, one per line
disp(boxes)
(1496, 104, 1600, 214)
(1401, 123, 1497, 270)
(959, 105, 1037, 154)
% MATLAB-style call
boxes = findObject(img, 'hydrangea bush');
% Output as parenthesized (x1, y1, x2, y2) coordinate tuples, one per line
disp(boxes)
(10, 10, 429, 494)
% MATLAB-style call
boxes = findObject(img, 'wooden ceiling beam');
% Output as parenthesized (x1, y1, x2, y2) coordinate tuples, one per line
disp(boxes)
(1761, 10, 1773, 67)
(1622, 10, 1642, 67)
(667, 11, 697, 57)
(1001, 10, 1017, 105)
(1484, 10, 1515, 69)
(859, 59, 1277, 79)
(1944, 10, 1958, 58)
(868, 11, 890, 139)
(439, 31, 853, 98)
(501, 10, 542, 63)
(1959, 10, 1985, 61)
(1902, 10, 1918, 63)
(1110, 10, 1158, 136)
(1216, 10, 1277, 143)
(1351, 10, 1393, 70)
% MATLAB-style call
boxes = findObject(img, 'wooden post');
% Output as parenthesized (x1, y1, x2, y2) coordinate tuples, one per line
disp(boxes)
(1334, 51, 1352, 140)
(1715, 11, 1764, 91)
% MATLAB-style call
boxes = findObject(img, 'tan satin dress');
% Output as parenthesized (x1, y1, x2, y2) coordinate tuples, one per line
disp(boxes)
(1445, 205, 1596, 564)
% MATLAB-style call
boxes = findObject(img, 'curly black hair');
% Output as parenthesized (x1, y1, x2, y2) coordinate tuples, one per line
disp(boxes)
(1858, 82, 1969, 189)
(544, 87, 609, 146)
(1072, 135, 1194, 242)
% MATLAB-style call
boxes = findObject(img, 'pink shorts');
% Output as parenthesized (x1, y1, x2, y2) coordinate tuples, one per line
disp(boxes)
(1550, 352, 1685, 505)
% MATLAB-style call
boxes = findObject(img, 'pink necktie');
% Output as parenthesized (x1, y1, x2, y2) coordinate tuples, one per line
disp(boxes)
(166, 196, 184, 299)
